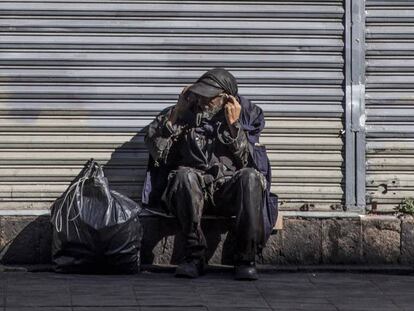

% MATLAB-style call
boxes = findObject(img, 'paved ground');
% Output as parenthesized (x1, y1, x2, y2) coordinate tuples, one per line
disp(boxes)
(0, 268, 413, 311)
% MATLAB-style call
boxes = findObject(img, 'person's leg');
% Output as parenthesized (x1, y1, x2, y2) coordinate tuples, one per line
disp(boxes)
(162, 167, 207, 277)
(213, 168, 265, 279)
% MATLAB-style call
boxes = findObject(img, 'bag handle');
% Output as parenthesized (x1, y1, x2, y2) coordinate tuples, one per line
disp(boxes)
(84, 158, 105, 179)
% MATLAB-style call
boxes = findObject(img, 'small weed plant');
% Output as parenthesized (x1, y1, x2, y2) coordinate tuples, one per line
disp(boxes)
(397, 197, 414, 215)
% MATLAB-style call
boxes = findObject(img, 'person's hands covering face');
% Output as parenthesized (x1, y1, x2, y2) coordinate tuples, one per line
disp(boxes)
(169, 85, 192, 124)
(224, 95, 241, 126)
(224, 95, 242, 138)
(176, 85, 193, 114)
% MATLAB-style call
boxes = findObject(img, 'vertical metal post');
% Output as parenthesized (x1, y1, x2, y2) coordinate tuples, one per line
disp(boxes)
(345, 0, 355, 209)
(345, 0, 366, 212)
(353, 0, 366, 210)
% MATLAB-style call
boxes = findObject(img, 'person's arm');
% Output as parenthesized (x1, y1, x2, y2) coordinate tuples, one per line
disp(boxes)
(144, 108, 177, 165)
(144, 86, 191, 165)
(218, 95, 250, 168)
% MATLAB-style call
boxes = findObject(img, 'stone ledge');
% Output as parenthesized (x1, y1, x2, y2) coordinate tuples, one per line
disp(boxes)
(0, 214, 413, 266)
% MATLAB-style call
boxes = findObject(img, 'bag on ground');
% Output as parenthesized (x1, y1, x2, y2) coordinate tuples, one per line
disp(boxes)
(50, 159, 143, 274)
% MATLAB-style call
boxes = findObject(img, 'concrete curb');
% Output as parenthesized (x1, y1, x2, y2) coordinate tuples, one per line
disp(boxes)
(1, 214, 414, 266)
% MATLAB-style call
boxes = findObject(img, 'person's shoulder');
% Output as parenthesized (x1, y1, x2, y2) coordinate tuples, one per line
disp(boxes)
(238, 95, 263, 117)
(160, 105, 175, 114)
(155, 105, 175, 118)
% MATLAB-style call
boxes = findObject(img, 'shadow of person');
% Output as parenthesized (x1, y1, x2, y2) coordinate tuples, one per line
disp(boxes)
(0, 215, 52, 265)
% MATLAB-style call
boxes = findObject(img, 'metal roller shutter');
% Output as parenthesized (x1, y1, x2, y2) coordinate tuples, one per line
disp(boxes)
(0, 0, 345, 212)
(366, 0, 414, 212)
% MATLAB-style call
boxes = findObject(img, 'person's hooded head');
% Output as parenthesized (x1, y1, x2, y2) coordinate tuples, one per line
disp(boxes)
(186, 68, 239, 117)
(188, 67, 238, 99)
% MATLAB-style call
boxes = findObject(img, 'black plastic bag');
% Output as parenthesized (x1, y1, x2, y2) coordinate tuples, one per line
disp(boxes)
(50, 159, 143, 274)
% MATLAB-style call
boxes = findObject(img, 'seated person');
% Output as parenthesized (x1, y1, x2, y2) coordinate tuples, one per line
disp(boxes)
(143, 68, 277, 280)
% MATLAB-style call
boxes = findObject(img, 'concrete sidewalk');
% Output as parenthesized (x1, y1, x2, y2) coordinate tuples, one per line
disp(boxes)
(0, 268, 413, 311)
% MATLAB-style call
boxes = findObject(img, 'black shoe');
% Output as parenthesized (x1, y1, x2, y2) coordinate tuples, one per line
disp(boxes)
(234, 261, 258, 281)
(174, 258, 206, 279)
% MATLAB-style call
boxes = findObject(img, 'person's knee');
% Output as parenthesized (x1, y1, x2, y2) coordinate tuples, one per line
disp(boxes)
(238, 168, 263, 188)
(163, 168, 204, 214)
(170, 168, 203, 197)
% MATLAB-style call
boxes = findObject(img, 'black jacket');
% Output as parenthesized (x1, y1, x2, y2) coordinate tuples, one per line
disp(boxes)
(142, 96, 278, 243)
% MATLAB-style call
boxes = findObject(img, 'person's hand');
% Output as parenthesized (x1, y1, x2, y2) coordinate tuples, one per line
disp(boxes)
(224, 95, 241, 137)
(169, 85, 192, 124)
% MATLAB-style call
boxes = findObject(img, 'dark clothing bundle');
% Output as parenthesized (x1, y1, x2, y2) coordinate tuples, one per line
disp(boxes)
(142, 96, 278, 261)
(50, 160, 143, 274)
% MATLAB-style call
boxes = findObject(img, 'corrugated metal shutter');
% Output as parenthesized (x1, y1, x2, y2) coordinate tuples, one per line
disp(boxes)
(0, 0, 345, 212)
(366, 0, 414, 212)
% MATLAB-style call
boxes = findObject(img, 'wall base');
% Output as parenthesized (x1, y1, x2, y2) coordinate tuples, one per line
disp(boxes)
(0, 215, 413, 266)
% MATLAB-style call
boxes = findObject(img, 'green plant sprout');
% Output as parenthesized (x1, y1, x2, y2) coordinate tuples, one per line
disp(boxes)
(396, 197, 414, 215)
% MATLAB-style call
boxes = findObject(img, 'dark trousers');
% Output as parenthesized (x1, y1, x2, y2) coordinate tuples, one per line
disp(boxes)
(162, 167, 265, 263)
